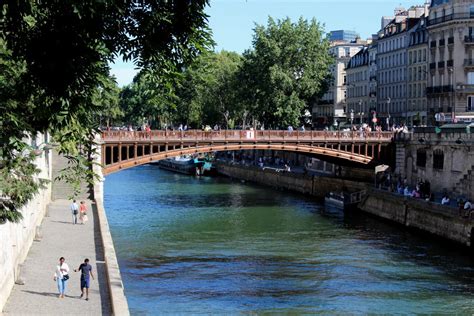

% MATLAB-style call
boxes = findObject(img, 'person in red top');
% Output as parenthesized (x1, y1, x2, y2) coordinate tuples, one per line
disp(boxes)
(79, 201, 88, 224)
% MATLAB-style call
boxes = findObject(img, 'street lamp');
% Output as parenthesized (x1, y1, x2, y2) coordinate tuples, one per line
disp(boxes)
(449, 67, 456, 123)
(386, 97, 391, 129)
(350, 109, 354, 129)
(358, 99, 363, 124)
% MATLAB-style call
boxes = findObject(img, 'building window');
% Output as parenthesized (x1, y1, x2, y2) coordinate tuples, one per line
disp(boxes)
(468, 72, 474, 85)
(468, 96, 474, 112)
(433, 149, 444, 170)
(417, 149, 426, 168)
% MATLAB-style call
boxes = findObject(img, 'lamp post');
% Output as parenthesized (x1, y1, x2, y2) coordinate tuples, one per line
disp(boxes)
(386, 97, 391, 130)
(358, 99, 363, 124)
(350, 109, 354, 129)
(449, 67, 456, 123)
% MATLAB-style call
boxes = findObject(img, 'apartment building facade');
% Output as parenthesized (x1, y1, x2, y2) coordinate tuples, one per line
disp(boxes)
(346, 47, 370, 124)
(312, 39, 366, 129)
(407, 17, 429, 126)
(426, 0, 474, 123)
(376, 6, 427, 127)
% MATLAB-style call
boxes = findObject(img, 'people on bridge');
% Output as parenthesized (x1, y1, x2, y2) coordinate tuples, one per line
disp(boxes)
(53, 257, 70, 298)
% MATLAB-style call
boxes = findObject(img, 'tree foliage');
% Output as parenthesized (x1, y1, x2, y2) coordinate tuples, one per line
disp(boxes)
(0, 1, 213, 223)
(175, 51, 243, 128)
(241, 17, 332, 128)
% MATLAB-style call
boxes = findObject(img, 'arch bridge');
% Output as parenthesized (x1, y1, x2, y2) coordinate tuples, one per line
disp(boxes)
(100, 130, 395, 175)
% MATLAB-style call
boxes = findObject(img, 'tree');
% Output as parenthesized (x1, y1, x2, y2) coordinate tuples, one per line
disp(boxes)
(119, 71, 178, 128)
(240, 17, 333, 128)
(0, 1, 213, 223)
(174, 51, 243, 128)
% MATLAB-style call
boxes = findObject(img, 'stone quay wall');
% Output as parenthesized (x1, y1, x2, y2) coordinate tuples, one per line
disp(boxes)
(395, 131, 474, 201)
(360, 190, 473, 247)
(0, 134, 53, 311)
(216, 162, 371, 199)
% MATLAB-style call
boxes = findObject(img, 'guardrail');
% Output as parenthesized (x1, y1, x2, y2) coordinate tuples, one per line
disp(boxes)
(101, 130, 395, 142)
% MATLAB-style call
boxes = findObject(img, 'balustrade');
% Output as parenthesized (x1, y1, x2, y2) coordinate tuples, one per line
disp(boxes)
(101, 130, 394, 142)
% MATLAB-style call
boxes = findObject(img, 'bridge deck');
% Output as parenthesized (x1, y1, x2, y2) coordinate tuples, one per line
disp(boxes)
(102, 130, 394, 143)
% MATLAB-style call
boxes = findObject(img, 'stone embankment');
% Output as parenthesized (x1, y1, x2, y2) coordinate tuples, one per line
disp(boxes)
(217, 162, 474, 248)
(216, 162, 370, 198)
(359, 190, 474, 247)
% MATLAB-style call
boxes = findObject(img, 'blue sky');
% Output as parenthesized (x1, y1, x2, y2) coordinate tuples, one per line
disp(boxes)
(110, 0, 423, 87)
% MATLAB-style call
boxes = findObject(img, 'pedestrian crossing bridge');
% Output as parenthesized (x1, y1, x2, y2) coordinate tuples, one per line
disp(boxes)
(100, 130, 394, 175)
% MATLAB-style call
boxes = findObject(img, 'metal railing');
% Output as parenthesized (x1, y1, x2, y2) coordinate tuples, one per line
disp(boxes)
(465, 59, 474, 67)
(427, 13, 474, 27)
(102, 130, 395, 142)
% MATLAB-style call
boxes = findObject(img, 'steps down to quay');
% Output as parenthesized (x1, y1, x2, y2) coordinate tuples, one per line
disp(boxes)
(453, 165, 474, 198)
(51, 150, 91, 201)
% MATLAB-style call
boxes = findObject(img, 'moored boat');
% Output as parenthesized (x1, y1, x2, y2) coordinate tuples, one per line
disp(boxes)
(155, 155, 216, 176)
(324, 190, 366, 211)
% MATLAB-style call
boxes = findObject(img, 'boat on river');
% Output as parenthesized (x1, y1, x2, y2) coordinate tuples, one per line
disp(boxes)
(156, 156, 216, 176)
(324, 190, 366, 211)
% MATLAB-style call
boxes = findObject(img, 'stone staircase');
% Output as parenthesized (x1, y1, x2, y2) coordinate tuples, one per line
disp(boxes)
(452, 164, 474, 201)
(51, 150, 91, 200)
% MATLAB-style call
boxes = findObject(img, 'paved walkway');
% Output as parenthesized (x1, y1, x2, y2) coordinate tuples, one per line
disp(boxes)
(3, 200, 111, 315)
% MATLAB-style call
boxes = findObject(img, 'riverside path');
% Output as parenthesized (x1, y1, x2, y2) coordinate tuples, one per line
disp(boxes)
(2, 199, 111, 315)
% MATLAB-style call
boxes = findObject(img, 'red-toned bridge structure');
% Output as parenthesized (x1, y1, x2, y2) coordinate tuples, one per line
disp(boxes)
(100, 130, 395, 175)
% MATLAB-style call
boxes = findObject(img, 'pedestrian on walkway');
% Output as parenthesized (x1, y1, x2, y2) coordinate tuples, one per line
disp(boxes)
(70, 200, 79, 225)
(74, 258, 95, 301)
(53, 257, 70, 298)
(79, 201, 88, 224)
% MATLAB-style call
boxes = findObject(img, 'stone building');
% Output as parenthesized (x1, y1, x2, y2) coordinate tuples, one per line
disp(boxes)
(346, 46, 370, 125)
(426, 0, 474, 124)
(376, 6, 428, 128)
(312, 38, 366, 129)
(407, 16, 429, 126)
(368, 42, 378, 125)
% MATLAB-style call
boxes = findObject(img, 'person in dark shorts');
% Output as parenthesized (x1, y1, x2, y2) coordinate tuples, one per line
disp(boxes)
(74, 258, 95, 300)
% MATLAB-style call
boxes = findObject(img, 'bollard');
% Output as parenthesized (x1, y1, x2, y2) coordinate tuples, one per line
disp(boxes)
(15, 264, 25, 285)
(34, 225, 43, 241)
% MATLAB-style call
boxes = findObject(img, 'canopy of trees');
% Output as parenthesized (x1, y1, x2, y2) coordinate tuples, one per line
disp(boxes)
(0, 0, 213, 223)
(119, 17, 333, 130)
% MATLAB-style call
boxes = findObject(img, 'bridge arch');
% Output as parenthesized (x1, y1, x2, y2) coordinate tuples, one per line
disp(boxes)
(100, 130, 394, 175)
(103, 144, 378, 175)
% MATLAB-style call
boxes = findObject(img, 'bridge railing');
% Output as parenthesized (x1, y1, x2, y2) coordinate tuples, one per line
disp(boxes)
(101, 130, 394, 142)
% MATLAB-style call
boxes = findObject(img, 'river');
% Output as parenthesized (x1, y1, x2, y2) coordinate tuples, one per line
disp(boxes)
(104, 165, 474, 314)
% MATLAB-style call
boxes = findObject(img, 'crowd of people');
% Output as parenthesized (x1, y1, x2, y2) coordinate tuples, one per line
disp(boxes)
(379, 174, 473, 218)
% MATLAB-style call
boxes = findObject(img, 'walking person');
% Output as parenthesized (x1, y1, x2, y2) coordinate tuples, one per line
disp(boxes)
(79, 201, 88, 225)
(53, 257, 70, 298)
(70, 200, 79, 225)
(74, 258, 95, 301)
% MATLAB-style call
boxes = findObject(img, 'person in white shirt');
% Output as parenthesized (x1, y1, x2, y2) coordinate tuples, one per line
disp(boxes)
(441, 195, 450, 205)
(70, 200, 79, 225)
(53, 257, 70, 298)
(464, 200, 472, 211)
